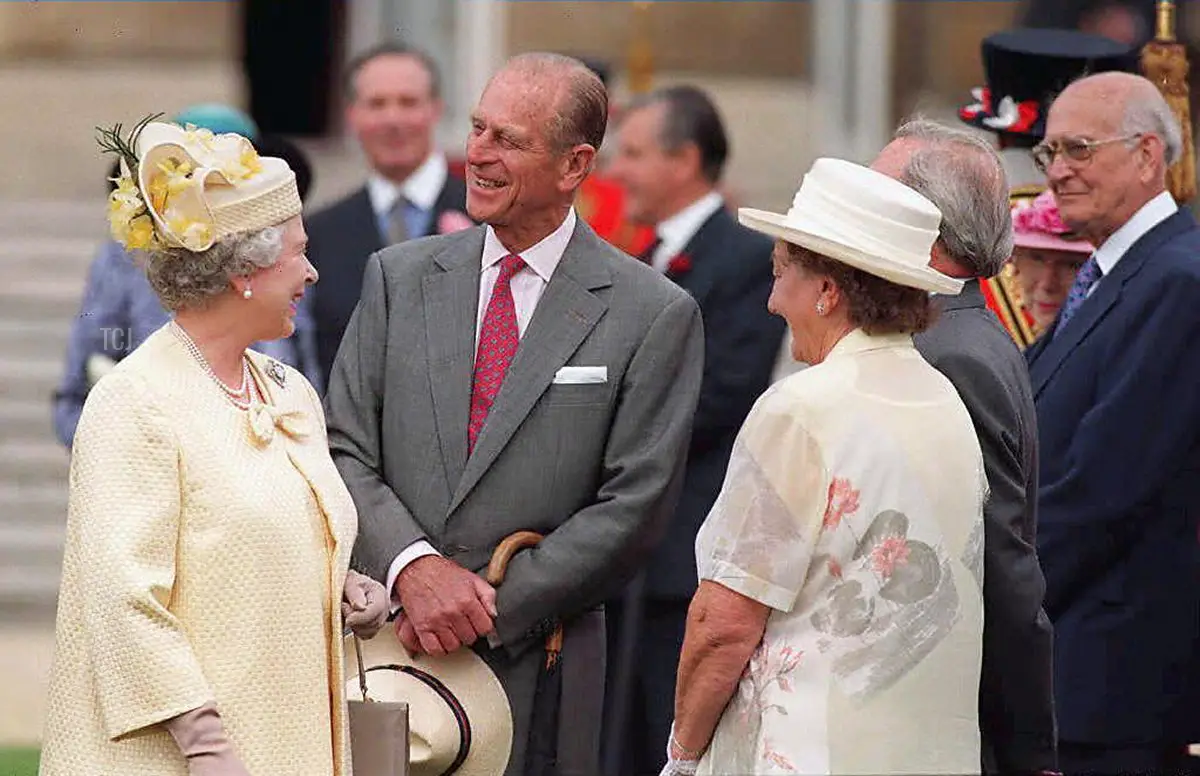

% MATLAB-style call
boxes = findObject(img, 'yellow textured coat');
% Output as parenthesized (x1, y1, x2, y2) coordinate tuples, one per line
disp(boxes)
(39, 326, 357, 776)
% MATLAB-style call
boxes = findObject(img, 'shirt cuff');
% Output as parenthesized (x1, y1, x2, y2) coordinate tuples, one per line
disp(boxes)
(385, 540, 442, 613)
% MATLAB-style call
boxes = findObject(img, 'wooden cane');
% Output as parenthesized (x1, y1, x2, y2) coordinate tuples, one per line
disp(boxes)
(486, 531, 565, 669)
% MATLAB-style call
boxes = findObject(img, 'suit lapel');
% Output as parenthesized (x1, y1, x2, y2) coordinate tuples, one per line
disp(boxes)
(424, 229, 486, 500)
(1029, 209, 1193, 397)
(448, 224, 612, 515)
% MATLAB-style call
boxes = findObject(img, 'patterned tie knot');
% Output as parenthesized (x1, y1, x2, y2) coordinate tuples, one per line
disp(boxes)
(1054, 254, 1102, 336)
(498, 253, 526, 282)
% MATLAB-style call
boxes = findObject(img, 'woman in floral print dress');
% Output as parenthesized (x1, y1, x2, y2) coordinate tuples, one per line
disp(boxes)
(661, 159, 987, 776)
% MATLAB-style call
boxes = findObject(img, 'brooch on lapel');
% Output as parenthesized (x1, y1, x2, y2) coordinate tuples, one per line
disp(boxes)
(265, 359, 287, 388)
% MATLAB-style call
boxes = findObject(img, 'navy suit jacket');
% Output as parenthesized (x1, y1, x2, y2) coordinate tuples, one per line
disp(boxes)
(1027, 207, 1200, 746)
(643, 206, 786, 600)
(306, 176, 468, 391)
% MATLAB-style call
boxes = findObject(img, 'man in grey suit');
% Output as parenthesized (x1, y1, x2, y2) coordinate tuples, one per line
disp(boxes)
(324, 52, 704, 776)
(873, 119, 1057, 776)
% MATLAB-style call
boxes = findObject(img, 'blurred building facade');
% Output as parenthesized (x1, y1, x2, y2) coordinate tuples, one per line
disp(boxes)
(0, 0, 1047, 208)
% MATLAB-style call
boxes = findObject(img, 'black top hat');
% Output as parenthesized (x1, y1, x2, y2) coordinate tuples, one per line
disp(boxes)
(959, 28, 1139, 141)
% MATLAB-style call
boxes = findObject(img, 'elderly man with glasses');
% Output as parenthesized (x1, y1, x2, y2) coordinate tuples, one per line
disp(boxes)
(1028, 70, 1200, 776)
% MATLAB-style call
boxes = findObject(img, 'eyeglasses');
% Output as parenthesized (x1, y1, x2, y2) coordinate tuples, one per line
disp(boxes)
(1031, 133, 1143, 173)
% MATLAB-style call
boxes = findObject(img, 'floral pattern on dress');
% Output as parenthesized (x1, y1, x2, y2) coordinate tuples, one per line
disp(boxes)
(805, 504, 961, 702)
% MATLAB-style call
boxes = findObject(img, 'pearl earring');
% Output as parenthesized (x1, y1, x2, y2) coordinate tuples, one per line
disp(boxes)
(242, 287, 253, 300)
(815, 301, 825, 315)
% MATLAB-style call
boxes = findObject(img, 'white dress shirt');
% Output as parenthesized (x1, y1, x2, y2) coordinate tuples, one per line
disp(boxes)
(648, 190, 724, 273)
(1090, 190, 1178, 289)
(385, 208, 579, 604)
(366, 151, 449, 225)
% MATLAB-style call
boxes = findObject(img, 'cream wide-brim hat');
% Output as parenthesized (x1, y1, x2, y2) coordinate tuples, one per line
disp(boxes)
(739, 157, 964, 295)
(344, 632, 513, 776)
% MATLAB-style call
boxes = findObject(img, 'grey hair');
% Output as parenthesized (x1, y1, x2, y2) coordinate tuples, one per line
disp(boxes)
(1121, 87, 1183, 166)
(140, 226, 284, 312)
(893, 118, 1014, 278)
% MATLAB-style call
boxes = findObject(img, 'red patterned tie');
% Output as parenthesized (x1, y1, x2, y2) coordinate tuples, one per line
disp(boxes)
(468, 254, 525, 453)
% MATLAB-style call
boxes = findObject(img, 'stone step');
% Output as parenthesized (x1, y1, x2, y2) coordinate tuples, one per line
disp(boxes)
(0, 201, 105, 240)
(0, 439, 69, 485)
(0, 317, 73, 362)
(0, 354, 63, 403)
(0, 236, 98, 276)
(0, 482, 68, 526)
(0, 563, 61, 604)
(0, 274, 84, 321)
(0, 523, 64, 564)
(0, 396, 55, 441)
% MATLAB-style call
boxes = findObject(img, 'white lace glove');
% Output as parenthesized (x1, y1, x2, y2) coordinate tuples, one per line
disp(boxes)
(659, 723, 702, 776)
(163, 702, 252, 776)
(658, 757, 699, 776)
(341, 569, 389, 639)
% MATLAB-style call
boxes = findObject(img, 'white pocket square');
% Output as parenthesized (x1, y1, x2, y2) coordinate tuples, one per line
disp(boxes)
(553, 366, 608, 384)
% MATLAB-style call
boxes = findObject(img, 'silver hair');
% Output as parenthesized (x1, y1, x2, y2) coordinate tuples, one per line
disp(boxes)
(1121, 87, 1183, 166)
(140, 226, 284, 312)
(893, 118, 1015, 278)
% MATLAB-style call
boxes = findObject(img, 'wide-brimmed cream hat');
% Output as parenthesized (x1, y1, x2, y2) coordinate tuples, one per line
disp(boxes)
(344, 631, 513, 776)
(101, 117, 301, 253)
(739, 157, 963, 295)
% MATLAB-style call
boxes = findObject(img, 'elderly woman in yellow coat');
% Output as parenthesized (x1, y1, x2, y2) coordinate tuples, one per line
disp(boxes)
(38, 119, 389, 776)
(661, 159, 987, 775)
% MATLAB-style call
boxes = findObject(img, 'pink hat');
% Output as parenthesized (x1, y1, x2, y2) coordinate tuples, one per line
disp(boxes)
(1011, 190, 1093, 254)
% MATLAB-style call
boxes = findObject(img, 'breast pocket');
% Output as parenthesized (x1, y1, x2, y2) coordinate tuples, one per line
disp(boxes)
(543, 382, 613, 407)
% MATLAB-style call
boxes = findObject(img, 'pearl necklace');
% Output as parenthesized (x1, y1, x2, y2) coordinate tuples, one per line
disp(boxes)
(170, 321, 257, 411)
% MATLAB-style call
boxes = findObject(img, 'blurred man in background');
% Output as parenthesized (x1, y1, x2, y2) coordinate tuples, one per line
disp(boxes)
(305, 41, 470, 390)
(602, 84, 784, 776)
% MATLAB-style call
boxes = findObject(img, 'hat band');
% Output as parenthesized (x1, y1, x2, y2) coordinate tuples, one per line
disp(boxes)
(368, 664, 472, 776)
(211, 173, 302, 241)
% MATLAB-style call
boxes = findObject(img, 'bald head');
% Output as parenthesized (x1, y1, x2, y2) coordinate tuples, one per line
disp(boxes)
(1050, 71, 1181, 167)
(491, 52, 608, 151)
(1044, 71, 1179, 243)
(870, 119, 1013, 279)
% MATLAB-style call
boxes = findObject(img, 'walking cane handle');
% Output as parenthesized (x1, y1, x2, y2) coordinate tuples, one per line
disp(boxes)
(485, 530, 563, 669)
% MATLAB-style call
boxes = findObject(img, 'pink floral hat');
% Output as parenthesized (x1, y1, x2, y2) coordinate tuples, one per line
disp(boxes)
(1011, 190, 1093, 254)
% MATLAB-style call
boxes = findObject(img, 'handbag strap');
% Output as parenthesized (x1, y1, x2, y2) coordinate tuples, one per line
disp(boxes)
(353, 635, 372, 702)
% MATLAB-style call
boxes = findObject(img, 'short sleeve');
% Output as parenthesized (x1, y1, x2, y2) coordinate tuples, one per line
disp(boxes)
(69, 371, 213, 739)
(695, 391, 829, 612)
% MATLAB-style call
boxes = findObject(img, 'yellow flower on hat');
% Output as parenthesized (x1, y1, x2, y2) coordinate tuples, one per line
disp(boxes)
(165, 209, 213, 252)
(147, 157, 194, 214)
(125, 214, 156, 251)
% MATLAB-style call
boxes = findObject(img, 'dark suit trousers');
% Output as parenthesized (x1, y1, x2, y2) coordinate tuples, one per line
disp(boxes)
(602, 594, 689, 776)
(1059, 741, 1200, 775)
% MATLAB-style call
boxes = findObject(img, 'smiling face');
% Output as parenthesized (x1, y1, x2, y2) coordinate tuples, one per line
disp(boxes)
(246, 216, 316, 341)
(464, 65, 595, 252)
(345, 53, 442, 184)
(1042, 75, 1167, 245)
(767, 241, 843, 365)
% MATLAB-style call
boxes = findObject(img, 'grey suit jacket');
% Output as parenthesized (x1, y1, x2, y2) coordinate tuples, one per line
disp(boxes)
(324, 216, 704, 775)
(915, 280, 1057, 774)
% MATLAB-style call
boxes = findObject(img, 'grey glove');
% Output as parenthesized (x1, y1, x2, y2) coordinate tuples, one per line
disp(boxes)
(342, 568, 389, 639)
(163, 702, 251, 776)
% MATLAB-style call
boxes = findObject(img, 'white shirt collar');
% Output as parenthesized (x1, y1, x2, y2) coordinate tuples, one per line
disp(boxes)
(1093, 190, 1178, 276)
(366, 152, 449, 216)
(482, 208, 577, 283)
(653, 191, 724, 264)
